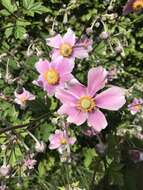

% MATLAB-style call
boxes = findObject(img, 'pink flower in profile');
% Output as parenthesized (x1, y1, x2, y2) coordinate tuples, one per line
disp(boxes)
(24, 158, 37, 170)
(82, 128, 97, 137)
(49, 130, 76, 152)
(56, 67, 126, 132)
(128, 98, 143, 115)
(14, 88, 35, 109)
(46, 28, 92, 62)
(34, 58, 73, 96)
(123, 0, 143, 15)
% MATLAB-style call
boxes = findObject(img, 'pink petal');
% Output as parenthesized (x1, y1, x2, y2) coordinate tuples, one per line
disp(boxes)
(51, 49, 62, 60)
(58, 105, 87, 125)
(44, 83, 56, 96)
(63, 28, 76, 46)
(95, 86, 126, 111)
(87, 67, 108, 97)
(35, 59, 50, 74)
(68, 137, 76, 145)
(60, 73, 73, 83)
(46, 34, 63, 48)
(55, 89, 77, 104)
(52, 57, 74, 74)
(73, 47, 88, 59)
(67, 109, 87, 125)
(68, 83, 87, 98)
(87, 110, 107, 132)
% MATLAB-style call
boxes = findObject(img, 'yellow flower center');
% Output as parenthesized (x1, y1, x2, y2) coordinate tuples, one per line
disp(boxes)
(134, 104, 142, 110)
(61, 138, 67, 145)
(44, 69, 59, 85)
(20, 96, 27, 103)
(77, 96, 96, 112)
(60, 43, 73, 57)
(133, 0, 143, 10)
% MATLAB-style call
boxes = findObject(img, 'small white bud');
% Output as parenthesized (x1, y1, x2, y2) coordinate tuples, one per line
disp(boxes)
(0, 165, 10, 177)
(35, 141, 46, 153)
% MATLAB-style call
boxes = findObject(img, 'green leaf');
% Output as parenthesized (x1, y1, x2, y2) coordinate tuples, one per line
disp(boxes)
(14, 26, 26, 39)
(23, 0, 51, 16)
(5, 23, 14, 38)
(83, 148, 96, 168)
(1, 0, 17, 13)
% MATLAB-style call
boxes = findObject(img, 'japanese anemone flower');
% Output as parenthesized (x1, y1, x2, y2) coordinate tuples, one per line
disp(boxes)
(55, 67, 126, 132)
(34, 58, 74, 96)
(123, 0, 143, 15)
(46, 28, 92, 62)
(14, 88, 35, 109)
(49, 130, 76, 152)
(128, 98, 143, 115)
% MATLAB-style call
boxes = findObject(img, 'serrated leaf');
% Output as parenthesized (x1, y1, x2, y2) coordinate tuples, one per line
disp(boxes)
(14, 26, 26, 39)
(1, 0, 17, 13)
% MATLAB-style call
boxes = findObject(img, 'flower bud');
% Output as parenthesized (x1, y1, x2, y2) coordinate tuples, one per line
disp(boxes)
(86, 27, 93, 35)
(16, 87, 23, 94)
(95, 22, 100, 28)
(115, 46, 123, 54)
(26, 49, 33, 57)
(23, 33, 29, 40)
(0, 165, 10, 177)
(35, 141, 46, 153)
(100, 31, 109, 40)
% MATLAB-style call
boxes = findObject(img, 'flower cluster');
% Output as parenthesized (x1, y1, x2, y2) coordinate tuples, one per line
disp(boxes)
(33, 28, 126, 140)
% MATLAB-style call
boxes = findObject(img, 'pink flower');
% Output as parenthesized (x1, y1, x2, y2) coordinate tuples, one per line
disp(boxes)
(82, 128, 97, 137)
(46, 28, 92, 62)
(123, 0, 143, 15)
(14, 88, 35, 109)
(56, 66, 126, 132)
(34, 58, 73, 96)
(128, 98, 143, 115)
(49, 130, 76, 152)
(24, 158, 37, 170)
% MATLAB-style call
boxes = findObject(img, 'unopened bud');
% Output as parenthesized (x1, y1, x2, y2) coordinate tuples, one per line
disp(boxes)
(35, 141, 46, 153)
(23, 33, 29, 40)
(115, 46, 123, 54)
(0, 165, 10, 177)
(26, 50, 33, 57)
(86, 27, 93, 35)
(100, 31, 109, 40)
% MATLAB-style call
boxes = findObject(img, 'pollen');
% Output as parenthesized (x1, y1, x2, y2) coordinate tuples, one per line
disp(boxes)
(61, 138, 67, 145)
(20, 96, 27, 103)
(60, 43, 73, 57)
(133, 0, 143, 10)
(44, 69, 59, 85)
(77, 96, 96, 112)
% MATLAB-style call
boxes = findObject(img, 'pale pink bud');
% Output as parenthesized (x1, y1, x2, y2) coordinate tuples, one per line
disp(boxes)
(100, 31, 109, 40)
(115, 46, 123, 54)
(35, 141, 46, 153)
(0, 165, 10, 177)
